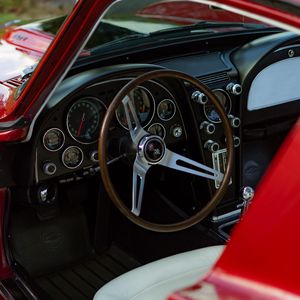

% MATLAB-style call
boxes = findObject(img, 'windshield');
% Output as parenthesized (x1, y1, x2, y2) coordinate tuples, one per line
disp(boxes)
(3, 0, 270, 60)
(84, 0, 269, 53)
(0, 0, 273, 106)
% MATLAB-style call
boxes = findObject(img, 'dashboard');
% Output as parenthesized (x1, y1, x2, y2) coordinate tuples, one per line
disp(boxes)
(11, 29, 300, 214)
(36, 77, 187, 183)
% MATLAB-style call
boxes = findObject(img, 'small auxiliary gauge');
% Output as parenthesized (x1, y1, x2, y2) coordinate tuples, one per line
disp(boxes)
(157, 99, 176, 121)
(43, 128, 65, 151)
(62, 146, 83, 169)
(148, 123, 166, 139)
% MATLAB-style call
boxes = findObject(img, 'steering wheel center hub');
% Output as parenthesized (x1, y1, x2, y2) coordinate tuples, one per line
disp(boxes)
(138, 135, 166, 164)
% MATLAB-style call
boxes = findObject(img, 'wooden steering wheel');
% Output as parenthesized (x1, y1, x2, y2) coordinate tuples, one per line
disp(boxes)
(98, 69, 234, 232)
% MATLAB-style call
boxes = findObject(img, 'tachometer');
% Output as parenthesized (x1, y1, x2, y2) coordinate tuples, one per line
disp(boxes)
(204, 89, 231, 123)
(115, 86, 155, 129)
(67, 97, 106, 144)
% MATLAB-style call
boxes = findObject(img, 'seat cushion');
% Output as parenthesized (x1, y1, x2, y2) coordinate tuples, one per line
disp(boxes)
(94, 245, 224, 300)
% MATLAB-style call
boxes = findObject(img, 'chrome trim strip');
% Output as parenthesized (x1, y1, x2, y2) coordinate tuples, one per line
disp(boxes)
(212, 208, 241, 223)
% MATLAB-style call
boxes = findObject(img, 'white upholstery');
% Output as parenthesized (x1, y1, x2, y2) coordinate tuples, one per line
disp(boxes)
(94, 245, 224, 300)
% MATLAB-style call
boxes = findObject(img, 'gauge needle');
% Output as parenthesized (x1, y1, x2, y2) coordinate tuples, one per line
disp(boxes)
(77, 113, 86, 136)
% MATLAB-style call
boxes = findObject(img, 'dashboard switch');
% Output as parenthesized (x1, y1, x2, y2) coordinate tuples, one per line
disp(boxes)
(234, 136, 241, 147)
(90, 150, 99, 162)
(204, 140, 219, 153)
(171, 125, 183, 138)
(228, 115, 241, 128)
(200, 121, 215, 135)
(226, 83, 242, 95)
(43, 162, 57, 176)
(191, 91, 208, 104)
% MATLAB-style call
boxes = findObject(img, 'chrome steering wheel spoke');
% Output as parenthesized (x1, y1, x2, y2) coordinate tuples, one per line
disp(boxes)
(159, 148, 223, 181)
(122, 95, 148, 146)
(132, 157, 150, 216)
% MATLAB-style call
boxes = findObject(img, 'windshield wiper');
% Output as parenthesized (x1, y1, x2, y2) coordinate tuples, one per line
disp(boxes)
(91, 33, 148, 53)
(91, 21, 268, 54)
(148, 21, 268, 37)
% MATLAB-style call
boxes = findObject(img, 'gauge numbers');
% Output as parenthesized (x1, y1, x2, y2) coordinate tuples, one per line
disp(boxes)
(67, 97, 106, 144)
(115, 86, 155, 129)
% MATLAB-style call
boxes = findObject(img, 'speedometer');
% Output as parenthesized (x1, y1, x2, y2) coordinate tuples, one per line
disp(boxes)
(115, 86, 155, 129)
(67, 97, 106, 144)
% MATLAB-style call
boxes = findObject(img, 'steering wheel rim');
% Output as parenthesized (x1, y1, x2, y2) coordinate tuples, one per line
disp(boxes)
(98, 69, 234, 232)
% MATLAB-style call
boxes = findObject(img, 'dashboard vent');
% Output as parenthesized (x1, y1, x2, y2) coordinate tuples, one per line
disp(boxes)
(198, 72, 229, 86)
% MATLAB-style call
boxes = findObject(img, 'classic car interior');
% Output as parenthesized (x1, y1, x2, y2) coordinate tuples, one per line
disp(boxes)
(2, 1, 300, 299)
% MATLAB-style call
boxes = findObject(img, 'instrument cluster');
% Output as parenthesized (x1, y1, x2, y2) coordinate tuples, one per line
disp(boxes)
(37, 79, 186, 183)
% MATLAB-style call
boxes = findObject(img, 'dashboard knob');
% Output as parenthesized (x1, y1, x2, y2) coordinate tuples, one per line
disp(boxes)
(234, 136, 241, 147)
(171, 125, 183, 138)
(43, 162, 57, 176)
(226, 83, 242, 95)
(228, 115, 241, 128)
(90, 150, 99, 162)
(200, 121, 215, 135)
(191, 91, 208, 104)
(204, 140, 219, 153)
(241, 186, 255, 201)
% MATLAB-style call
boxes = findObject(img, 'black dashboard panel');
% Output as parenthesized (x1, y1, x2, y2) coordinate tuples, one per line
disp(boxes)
(11, 29, 299, 214)
(156, 52, 231, 77)
(35, 72, 187, 182)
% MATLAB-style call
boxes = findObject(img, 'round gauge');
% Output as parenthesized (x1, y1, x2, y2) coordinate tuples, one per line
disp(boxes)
(204, 89, 231, 123)
(62, 146, 83, 169)
(43, 128, 65, 151)
(116, 86, 155, 129)
(67, 97, 106, 144)
(157, 99, 176, 121)
(148, 123, 166, 139)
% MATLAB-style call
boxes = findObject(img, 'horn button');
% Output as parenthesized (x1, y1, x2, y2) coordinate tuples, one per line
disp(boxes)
(138, 136, 166, 164)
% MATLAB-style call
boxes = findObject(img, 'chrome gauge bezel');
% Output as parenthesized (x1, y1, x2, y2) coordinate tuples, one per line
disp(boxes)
(43, 128, 65, 152)
(204, 89, 232, 124)
(115, 85, 156, 130)
(157, 99, 177, 121)
(147, 123, 166, 140)
(66, 97, 107, 145)
(62, 146, 84, 169)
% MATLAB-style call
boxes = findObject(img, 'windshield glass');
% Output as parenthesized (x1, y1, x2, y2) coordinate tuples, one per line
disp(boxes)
(0, 0, 272, 106)
(2, 0, 270, 62)
(84, 0, 269, 53)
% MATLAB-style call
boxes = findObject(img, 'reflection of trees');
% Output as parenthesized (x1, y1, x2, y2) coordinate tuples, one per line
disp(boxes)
(1, 0, 74, 15)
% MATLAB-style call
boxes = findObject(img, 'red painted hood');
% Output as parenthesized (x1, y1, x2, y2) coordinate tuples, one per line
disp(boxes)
(0, 24, 54, 82)
(0, 41, 38, 82)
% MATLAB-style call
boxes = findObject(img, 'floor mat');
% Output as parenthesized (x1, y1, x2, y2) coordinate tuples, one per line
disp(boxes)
(35, 245, 141, 300)
(10, 206, 93, 276)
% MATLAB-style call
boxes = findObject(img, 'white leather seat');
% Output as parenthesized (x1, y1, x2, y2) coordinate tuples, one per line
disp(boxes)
(94, 245, 224, 300)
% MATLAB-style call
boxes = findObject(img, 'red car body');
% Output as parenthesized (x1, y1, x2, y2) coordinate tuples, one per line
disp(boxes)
(0, 0, 300, 299)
